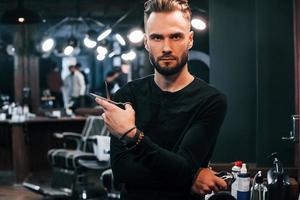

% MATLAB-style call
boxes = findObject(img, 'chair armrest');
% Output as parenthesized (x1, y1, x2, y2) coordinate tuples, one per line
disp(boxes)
(77, 155, 110, 170)
(54, 132, 82, 149)
(54, 132, 82, 139)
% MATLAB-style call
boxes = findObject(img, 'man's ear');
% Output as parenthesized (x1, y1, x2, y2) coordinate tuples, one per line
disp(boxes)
(144, 35, 149, 52)
(188, 31, 194, 49)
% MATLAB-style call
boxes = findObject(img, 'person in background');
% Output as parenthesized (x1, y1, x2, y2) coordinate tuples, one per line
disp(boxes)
(95, 0, 228, 199)
(46, 63, 63, 108)
(68, 64, 86, 109)
(75, 62, 90, 94)
(100, 69, 121, 98)
(62, 65, 73, 108)
(115, 66, 128, 88)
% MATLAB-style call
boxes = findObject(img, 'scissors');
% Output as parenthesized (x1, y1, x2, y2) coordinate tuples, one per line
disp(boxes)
(89, 81, 131, 109)
(215, 171, 235, 186)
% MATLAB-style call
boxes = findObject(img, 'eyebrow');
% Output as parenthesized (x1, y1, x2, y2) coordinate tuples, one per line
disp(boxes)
(149, 33, 163, 39)
(170, 32, 184, 38)
(149, 32, 185, 39)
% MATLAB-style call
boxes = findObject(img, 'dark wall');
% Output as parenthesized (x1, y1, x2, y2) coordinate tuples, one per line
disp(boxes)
(255, 0, 295, 166)
(0, 26, 15, 99)
(0, 55, 14, 98)
(209, 0, 295, 166)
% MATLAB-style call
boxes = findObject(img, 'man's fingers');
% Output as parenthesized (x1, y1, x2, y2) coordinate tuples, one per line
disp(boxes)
(211, 184, 220, 193)
(199, 185, 212, 195)
(215, 176, 228, 190)
(96, 98, 108, 109)
(96, 98, 116, 110)
(125, 103, 133, 111)
(101, 112, 110, 124)
(191, 168, 229, 196)
(192, 181, 213, 196)
(205, 181, 220, 193)
(101, 112, 106, 120)
(101, 113, 114, 133)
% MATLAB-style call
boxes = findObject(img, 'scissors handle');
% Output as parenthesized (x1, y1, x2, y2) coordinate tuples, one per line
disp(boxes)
(215, 171, 235, 186)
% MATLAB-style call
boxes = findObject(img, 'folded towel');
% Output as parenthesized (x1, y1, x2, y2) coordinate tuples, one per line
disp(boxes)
(92, 136, 111, 161)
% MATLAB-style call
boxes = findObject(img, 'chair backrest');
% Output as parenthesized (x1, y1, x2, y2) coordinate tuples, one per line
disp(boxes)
(81, 116, 103, 136)
(80, 115, 109, 151)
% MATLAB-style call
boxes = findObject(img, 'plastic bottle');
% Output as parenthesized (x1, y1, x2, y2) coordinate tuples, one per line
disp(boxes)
(231, 161, 242, 198)
(237, 163, 251, 200)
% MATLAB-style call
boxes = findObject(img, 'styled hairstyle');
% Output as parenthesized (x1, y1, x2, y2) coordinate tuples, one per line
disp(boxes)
(144, 0, 192, 28)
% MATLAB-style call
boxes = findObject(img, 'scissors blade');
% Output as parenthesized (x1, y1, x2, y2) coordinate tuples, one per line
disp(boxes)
(104, 81, 111, 100)
(89, 93, 118, 105)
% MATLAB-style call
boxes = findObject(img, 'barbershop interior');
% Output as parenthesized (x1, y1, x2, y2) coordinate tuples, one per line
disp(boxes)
(0, 0, 299, 199)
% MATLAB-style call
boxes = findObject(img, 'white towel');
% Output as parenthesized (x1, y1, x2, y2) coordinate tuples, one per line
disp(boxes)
(92, 136, 111, 161)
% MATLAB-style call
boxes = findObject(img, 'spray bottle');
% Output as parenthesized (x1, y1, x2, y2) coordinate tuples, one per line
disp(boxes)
(231, 161, 242, 199)
(237, 163, 250, 200)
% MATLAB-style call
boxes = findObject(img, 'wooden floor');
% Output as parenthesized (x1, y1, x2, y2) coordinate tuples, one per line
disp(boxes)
(0, 185, 44, 200)
(0, 171, 47, 200)
(0, 171, 108, 200)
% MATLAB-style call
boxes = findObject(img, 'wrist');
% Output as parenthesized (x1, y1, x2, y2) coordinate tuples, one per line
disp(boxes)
(119, 126, 136, 140)
(119, 128, 144, 149)
(126, 127, 137, 138)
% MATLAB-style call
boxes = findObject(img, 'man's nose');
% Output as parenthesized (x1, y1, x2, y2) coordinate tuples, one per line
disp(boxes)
(162, 40, 172, 53)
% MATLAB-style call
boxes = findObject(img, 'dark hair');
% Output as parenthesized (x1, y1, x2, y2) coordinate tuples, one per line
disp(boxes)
(112, 67, 122, 73)
(106, 70, 119, 78)
(75, 62, 81, 69)
(144, 0, 191, 28)
(68, 65, 74, 69)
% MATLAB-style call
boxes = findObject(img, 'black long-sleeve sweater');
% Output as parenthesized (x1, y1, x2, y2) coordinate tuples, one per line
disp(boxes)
(110, 75, 227, 200)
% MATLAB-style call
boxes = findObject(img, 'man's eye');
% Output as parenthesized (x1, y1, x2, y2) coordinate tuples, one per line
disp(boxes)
(153, 36, 162, 41)
(171, 35, 181, 40)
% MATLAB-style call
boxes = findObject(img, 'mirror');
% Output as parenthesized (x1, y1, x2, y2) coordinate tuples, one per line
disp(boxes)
(0, 0, 296, 167)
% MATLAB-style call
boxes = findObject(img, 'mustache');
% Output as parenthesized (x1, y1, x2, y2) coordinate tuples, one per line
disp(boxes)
(158, 54, 177, 60)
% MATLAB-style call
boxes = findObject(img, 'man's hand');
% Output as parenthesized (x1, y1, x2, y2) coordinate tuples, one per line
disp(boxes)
(191, 168, 227, 195)
(96, 98, 135, 138)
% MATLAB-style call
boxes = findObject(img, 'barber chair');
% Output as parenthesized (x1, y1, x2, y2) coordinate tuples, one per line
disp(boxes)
(24, 116, 111, 199)
(101, 169, 121, 199)
(207, 193, 236, 200)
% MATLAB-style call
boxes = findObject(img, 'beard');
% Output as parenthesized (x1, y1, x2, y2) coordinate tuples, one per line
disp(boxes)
(149, 50, 189, 76)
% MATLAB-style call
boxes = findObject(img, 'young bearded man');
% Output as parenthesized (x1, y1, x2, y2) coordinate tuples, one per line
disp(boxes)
(96, 0, 227, 199)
